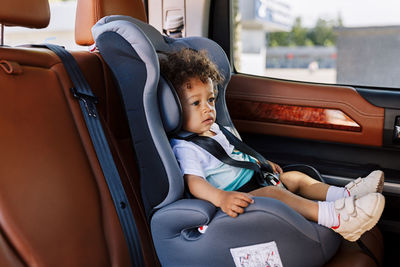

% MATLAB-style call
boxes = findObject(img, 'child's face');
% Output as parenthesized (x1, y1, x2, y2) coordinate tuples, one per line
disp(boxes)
(178, 77, 216, 136)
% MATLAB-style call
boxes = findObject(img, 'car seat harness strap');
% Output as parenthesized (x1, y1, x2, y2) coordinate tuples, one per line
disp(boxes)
(181, 124, 283, 187)
(41, 44, 144, 267)
(190, 136, 268, 185)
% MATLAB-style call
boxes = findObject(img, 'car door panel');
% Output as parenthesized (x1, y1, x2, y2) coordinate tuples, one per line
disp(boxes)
(227, 74, 385, 146)
(226, 74, 400, 182)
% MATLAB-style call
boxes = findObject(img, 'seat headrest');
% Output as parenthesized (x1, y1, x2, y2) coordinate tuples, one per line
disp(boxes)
(75, 0, 147, 46)
(158, 76, 182, 136)
(0, 0, 50, 28)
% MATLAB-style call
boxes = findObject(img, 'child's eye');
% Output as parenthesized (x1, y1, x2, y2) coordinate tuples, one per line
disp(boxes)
(208, 97, 215, 103)
(192, 101, 200, 106)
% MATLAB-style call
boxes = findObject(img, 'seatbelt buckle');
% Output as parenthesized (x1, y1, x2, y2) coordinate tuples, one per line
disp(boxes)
(263, 172, 285, 188)
(70, 87, 99, 117)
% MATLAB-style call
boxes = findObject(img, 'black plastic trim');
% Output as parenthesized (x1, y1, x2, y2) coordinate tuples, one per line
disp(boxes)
(356, 88, 400, 109)
(240, 133, 400, 181)
(209, 0, 231, 62)
(384, 109, 400, 148)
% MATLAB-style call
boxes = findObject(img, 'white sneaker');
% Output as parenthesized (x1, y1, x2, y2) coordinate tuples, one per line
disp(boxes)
(345, 170, 384, 198)
(332, 193, 385, 242)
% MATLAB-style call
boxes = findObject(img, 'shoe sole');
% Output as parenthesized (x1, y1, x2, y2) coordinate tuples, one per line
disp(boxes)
(345, 193, 385, 242)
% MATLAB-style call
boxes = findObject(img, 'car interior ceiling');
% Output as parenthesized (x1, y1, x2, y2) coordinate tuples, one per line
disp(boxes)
(1, 0, 399, 266)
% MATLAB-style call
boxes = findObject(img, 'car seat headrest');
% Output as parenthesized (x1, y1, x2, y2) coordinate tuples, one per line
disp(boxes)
(158, 75, 182, 136)
(0, 0, 50, 28)
(75, 0, 147, 46)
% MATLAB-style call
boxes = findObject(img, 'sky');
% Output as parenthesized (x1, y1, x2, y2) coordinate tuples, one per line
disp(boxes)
(286, 0, 400, 27)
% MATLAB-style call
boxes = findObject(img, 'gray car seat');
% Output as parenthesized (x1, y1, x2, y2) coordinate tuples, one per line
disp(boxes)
(92, 15, 341, 267)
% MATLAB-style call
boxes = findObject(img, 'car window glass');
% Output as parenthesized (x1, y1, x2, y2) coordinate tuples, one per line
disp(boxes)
(3, 0, 80, 50)
(234, 0, 400, 88)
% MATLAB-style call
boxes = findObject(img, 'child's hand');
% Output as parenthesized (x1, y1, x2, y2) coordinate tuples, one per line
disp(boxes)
(217, 191, 254, 218)
(267, 160, 283, 174)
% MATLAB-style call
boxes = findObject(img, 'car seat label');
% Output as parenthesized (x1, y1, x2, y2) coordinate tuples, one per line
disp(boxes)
(230, 241, 283, 267)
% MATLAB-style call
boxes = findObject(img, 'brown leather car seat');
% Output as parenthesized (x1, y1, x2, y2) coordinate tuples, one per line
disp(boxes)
(0, 0, 158, 266)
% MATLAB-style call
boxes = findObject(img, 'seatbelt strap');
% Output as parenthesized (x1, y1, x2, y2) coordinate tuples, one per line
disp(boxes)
(42, 44, 144, 267)
(190, 137, 263, 172)
(218, 125, 274, 172)
(188, 135, 280, 186)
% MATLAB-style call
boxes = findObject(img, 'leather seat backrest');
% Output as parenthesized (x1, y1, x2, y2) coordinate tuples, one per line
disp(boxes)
(0, 0, 158, 265)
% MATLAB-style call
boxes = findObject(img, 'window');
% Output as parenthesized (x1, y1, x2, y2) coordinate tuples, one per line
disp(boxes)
(234, 0, 400, 88)
(3, 0, 81, 50)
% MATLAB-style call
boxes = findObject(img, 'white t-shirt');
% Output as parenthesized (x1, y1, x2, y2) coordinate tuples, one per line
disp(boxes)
(170, 124, 254, 191)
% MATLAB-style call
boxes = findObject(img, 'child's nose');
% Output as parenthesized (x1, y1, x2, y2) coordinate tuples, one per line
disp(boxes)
(202, 102, 213, 112)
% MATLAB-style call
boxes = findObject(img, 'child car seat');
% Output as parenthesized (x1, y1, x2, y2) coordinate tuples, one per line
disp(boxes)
(92, 15, 341, 267)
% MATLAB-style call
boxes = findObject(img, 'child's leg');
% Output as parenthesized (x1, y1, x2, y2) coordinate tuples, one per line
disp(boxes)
(250, 185, 319, 221)
(250, 186, 339, 227)
(249, 185, 385, 242)
(279, 171, 330, 201)
(279, 170, 384, 201)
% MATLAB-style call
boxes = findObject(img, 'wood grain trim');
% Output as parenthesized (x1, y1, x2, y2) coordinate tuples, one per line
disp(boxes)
(228, 100, 361, 132)
(227, 74, 385, 146)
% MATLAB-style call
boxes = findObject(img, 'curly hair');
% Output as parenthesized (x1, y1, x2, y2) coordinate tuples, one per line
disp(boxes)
(159, 48, 224, 92)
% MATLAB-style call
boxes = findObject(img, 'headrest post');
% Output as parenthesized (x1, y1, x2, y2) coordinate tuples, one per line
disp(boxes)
(0, 24, 4, 46)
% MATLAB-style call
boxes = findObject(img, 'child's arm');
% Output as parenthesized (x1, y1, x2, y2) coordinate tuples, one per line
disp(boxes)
(184, 174, 254, 218)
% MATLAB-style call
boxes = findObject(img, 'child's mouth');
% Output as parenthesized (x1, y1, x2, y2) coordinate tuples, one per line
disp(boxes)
(203, 118, 214, 124)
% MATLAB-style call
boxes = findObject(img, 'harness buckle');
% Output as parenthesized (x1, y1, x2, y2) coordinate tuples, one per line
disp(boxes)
(263, 172, 285, 188)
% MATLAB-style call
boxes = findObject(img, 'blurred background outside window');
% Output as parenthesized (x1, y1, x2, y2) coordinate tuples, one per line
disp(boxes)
(234, 0, 400, 88)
